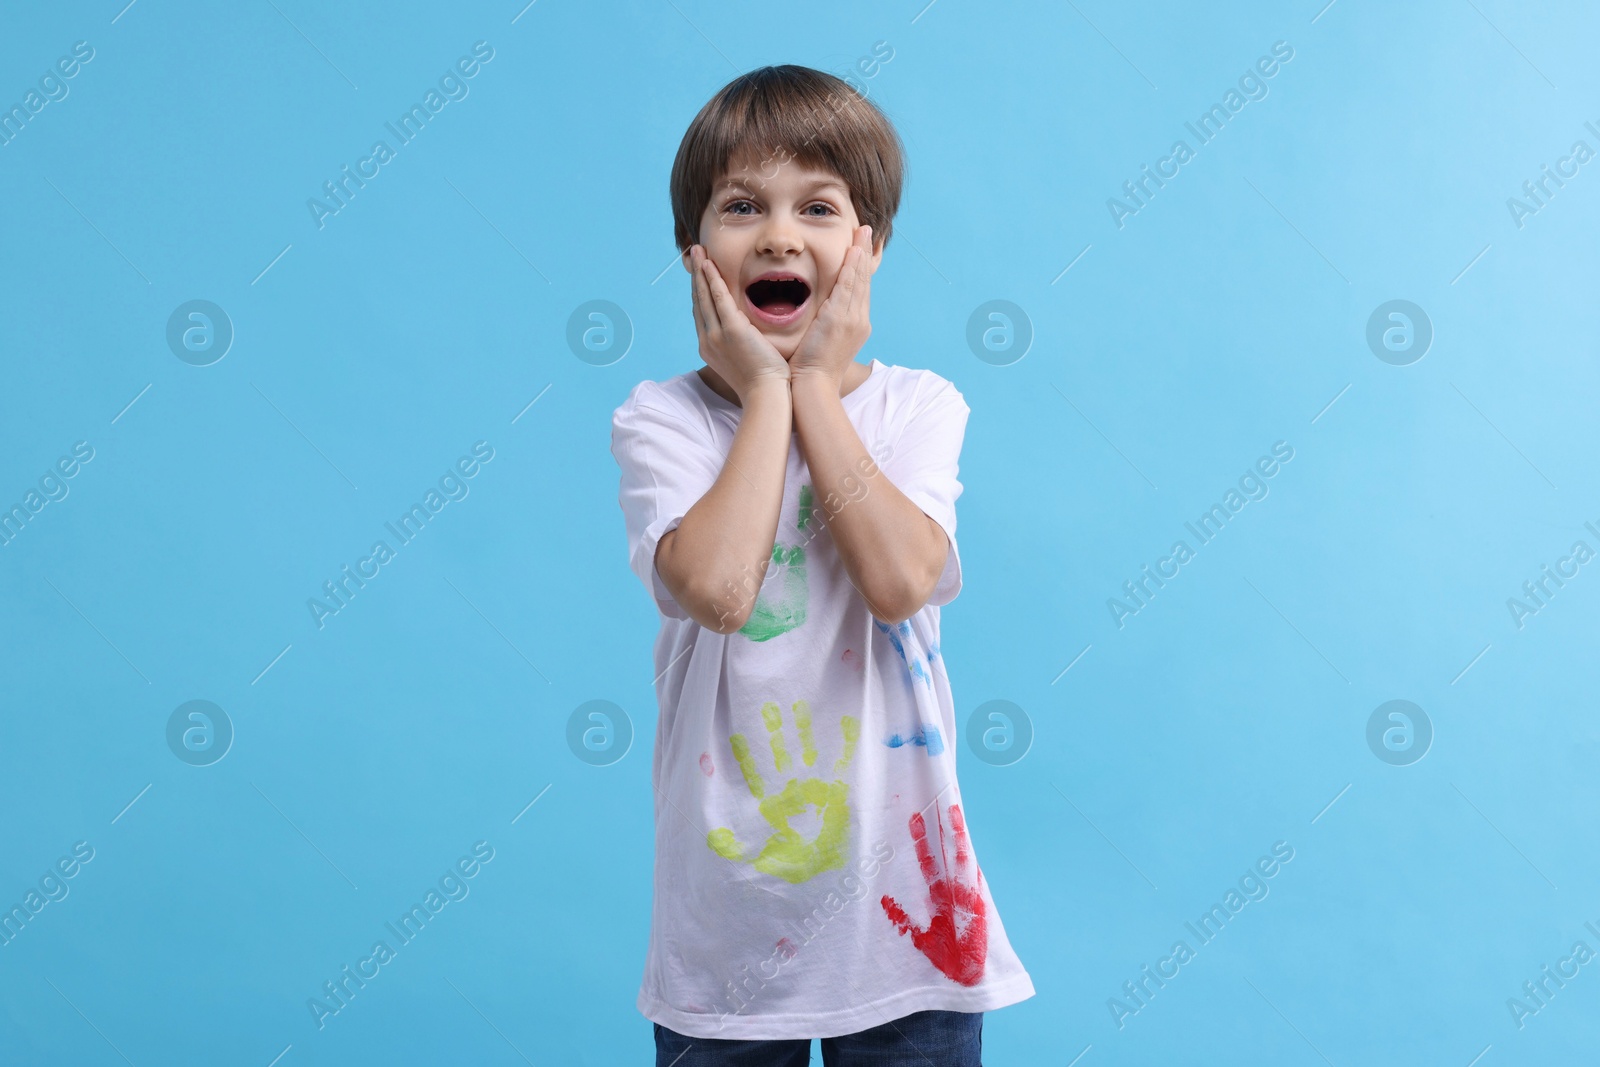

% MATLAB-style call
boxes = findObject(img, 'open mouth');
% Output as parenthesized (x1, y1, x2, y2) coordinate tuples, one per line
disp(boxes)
(744, 276, 812, 326)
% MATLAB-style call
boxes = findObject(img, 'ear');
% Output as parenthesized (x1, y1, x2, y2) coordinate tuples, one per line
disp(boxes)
(867, 231, 885, 275)
(681, 244, 696, 275)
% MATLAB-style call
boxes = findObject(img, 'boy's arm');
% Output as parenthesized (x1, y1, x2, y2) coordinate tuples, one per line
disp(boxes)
(790, 373, 948, 624)
(654, 379, 792, 633)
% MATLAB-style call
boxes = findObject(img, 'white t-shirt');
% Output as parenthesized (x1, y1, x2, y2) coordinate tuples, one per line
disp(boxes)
(610, 357, 1035, 1040)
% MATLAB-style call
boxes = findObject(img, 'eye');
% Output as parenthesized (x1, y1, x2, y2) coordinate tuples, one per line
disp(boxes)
(723, 199, 755, 215)
(804, 203, 836, 217)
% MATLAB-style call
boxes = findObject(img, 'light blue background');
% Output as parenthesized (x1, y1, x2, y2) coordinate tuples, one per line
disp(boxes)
(2, 0, 1597, 1063)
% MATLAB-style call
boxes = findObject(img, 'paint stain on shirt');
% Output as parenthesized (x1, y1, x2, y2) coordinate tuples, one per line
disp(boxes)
(884, 724, 945, 756)
(874, 619, 932, 689)
(739, 485, 815, 643)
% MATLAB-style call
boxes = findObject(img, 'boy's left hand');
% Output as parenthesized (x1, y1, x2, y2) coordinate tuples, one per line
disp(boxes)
(788, 225, 877, 387)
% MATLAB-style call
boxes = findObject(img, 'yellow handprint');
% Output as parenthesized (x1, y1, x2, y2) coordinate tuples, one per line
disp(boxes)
(707, 698, 861, 884)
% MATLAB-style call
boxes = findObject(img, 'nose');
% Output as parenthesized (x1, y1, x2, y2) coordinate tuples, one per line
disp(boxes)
(755, 214, 803, 257)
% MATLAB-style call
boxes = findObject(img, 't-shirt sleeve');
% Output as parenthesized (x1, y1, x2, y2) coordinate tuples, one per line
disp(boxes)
(877, 373, 970, 607)
(611, 386, 725, 620)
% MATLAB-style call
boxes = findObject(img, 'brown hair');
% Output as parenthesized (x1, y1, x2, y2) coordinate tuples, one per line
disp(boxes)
(669, 65, 905, 255)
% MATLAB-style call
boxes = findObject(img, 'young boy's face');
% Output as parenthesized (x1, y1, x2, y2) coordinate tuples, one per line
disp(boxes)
(683, 147, 883, 360)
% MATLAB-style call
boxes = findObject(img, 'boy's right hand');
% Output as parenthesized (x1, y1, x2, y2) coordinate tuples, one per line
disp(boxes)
(689, 245, 791, 403)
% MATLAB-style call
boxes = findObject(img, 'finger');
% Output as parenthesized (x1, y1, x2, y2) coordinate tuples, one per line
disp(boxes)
(852, 228, 875, 316)
(691, 246, 716, 334)
(728, 732, 766, 799)
(688, 246, 704, 330)
(704, 259, 744, 325)
(880, 893, 921, 937)
(848, 246, 871, 318)
(692, 248, 722, 333)
(791, 698, 817, 770)
(707, 257, 737, 331)
(689, 247, 709, 336)
(843, 227, 870, 295)
(909, 811, 939, 884)
(832, 712, 860, 776)
(949, 802, 971, 877)
(761, 700, 792, 774)
(840, 244, 868, 318)
(826, 244, 860, 315)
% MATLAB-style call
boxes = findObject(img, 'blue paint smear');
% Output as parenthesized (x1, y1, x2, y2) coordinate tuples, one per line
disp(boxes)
(884, 724, 945, 756)
(874, 619, 933, 689)
(874, 619, 905, 658)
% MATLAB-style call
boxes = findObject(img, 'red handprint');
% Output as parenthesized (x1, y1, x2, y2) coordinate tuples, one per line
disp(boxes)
(880, 802, 988, 986)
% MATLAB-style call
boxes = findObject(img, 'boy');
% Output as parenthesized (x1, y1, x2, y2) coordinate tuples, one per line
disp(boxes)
(611, 65, 1034, 1065)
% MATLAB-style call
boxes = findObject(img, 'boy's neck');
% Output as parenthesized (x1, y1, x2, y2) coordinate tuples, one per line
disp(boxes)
(697, 361, 872, 408)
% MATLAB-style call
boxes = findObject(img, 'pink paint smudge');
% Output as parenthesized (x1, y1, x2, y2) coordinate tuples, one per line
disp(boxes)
(699, 753, 714, 776)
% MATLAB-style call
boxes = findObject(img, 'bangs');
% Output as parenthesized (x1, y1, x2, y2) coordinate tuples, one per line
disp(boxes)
(701, 78, 862, 185)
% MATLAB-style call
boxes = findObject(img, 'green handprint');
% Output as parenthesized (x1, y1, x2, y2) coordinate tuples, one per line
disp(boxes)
(707, 698, 861, 884)
(739, 485, 814, 642)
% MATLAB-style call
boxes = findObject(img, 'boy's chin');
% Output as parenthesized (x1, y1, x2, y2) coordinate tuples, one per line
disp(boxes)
(752, 326, 804, 360)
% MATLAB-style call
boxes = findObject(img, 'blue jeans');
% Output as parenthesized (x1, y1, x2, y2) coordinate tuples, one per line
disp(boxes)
(653, 1009, 983, 1066)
